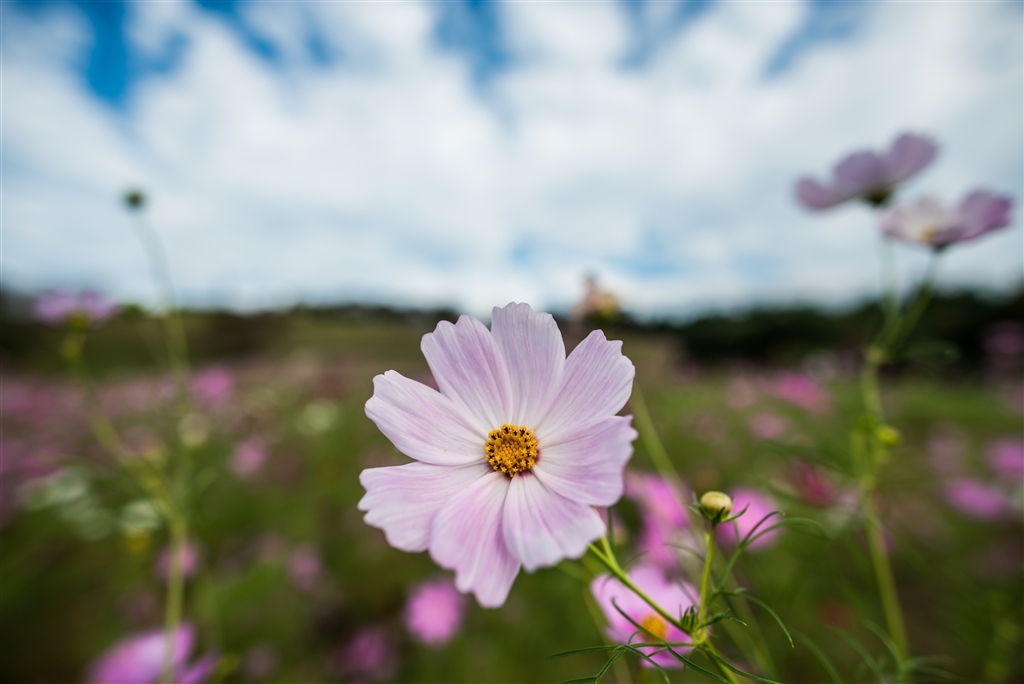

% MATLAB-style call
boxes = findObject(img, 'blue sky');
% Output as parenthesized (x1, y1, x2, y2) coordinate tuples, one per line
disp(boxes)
(3, 0, 1021, 316)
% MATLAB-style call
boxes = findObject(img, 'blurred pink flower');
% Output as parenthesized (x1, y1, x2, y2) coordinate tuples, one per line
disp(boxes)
(774, 373, 831, 414)
(748, 413, 787, 440)
(230, 438, 266, 479)
(35, 289, 118, 325)
(190, 367, 233, 407)
(288, 544, 322, 593)
(156, 542, 200, 582)
(790, 461, 838, 508)
(403, 578, 466, 646)
(626, 473, 690, 570)
(721, 489, 781, 551)
(725, 377, 758, 409)
(358, 303, 636, 607)
(880, 191, 1012, 249)
(87, 624, 216, 684)
(987, 439, 1024, 480)
(341, 626, 397, 682)
(795, 133, 937, 210)
(942, 479, 1011, 521)
(591, 565, 696, 668)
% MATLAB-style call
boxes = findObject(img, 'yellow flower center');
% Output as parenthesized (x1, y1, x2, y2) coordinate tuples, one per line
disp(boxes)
(485, 424, 538, 476)
(640, 614, 668, 641)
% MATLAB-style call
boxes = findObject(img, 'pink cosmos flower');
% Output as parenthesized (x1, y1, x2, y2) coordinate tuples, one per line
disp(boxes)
(773, 373, 831, 414)
(626, 473, 691, 570)
(942, 479, 1011, 521)
(404, 578, 466, 646)
(879, 191, 1012, 249)
(340, 626, 396, 682)
(155, 542, 200, 581)
(190, 367, 233, 407)
(987, 439, 1024, 480)
(35, 290, 118, 326)
(720, 489, 781, 551)
(230, 437, 266, 479)
(591, 565, 696, 668)
(87, 624, 217, 684)
(358, 302, 637, 607)
(790, 461, 838, 508)
(795, 133, 937, 210)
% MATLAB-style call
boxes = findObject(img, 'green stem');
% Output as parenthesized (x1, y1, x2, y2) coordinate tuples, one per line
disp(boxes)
(589, 541, 687, 633)
(161, 516, 188, 684)
(697, 524, 717, 640)
(861, 483, 909, 662)
(703, 641, 742, 684)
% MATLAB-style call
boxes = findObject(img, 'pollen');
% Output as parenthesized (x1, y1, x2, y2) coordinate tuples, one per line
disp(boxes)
(484, 424, 539, 476)
(640, 614, 668, 641)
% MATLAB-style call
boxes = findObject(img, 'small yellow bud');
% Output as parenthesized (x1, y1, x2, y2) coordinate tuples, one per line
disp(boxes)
(700, 491, 733, 521)
(877, 425, 901, 447)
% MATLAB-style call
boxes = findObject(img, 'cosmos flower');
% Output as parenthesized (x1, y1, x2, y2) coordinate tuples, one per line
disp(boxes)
(403, 578, 466, 646)
(879, 191, 1013, 249)
(626, 473, 691, 570)
(190, 367, 233, 407)
(87, 624, 216, 684)
(591, 565, 697, 668)
(795, 133, 937, 210)
(230, 437, 266, 479)
(942, 479, 1012, 521)
(359, 302, 637, 607)
(35, 290, 118, 326)
(773, 373, 831, 414)
(987, 439, 1024, 480)
(720, 488, 781, 551)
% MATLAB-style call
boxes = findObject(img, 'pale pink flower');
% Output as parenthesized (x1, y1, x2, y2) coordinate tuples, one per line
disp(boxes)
(748, 413, 787, 440)
(626, 473, 690, 570)
(230, 438, 266, 479)
(190, 367, 233, 407)
(87, 624, 216, 684)
(288, 544, 322, 593)
(880, 191, 1012, 249)
(35, 289, 118, 326)
(403, 578, 466, 646)
(340, 626, 396, 682)
(987, 439, 1024, 480)
(795, 133, 937, 210)
(156, 542, 200, 581)
(942, 479, 1011, 521)
(721, 489, 781, 551)
(773, 373, 831, 414)
(359, 303, 637, 607)
(591, 565, 697, 668)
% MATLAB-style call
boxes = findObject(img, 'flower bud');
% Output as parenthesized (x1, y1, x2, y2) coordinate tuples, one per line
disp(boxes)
(877, 425, 901, 447)
(699, 491, 733, 522)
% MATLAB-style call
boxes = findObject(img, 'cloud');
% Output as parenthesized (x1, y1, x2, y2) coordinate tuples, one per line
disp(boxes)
(2, 0, 1021, 317)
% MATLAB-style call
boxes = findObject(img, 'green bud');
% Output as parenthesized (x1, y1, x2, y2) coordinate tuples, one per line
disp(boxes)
(700, 491, 733, 522)
(877, 425, 901, 447)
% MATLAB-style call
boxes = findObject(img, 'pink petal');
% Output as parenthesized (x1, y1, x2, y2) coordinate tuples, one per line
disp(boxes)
(429, 472, 520, 608)
(536, 330, 635, 442)
(359, 462, 490, 552)
(794, 178, 844, 210)
(365, 370, 484, 466)
(490, 302, 566, 427)
(833, 151, 886, 196)
(502, 474, 605, 572)
(957, 190, 1012, 237)
(179, 654, 218, 684)
(421, 316, 513, 433)
(533, 416, 637, 507)
(883, 133, 937, 184)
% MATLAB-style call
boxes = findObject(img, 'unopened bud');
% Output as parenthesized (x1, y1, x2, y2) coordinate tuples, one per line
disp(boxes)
(877, 425, 901, 447)
(700, 491, 733, 522)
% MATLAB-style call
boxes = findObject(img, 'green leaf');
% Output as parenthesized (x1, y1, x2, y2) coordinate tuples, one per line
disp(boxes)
(661, 649, 733, 683)
(794, 632, 843, 684)
(704, 649, 784, 684)
(705, 612, 747, 628)
(548, 645, 623, 660)
(864, 620, 905, 671)
(718, 590, 793, 648)
(830, 627, 883, 681)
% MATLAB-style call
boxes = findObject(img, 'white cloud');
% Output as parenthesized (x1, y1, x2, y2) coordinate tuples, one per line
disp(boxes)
(2, 0, 1020, 317)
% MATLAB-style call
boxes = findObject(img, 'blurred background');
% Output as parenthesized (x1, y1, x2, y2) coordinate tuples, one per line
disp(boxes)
(1, 1, 1022, 683)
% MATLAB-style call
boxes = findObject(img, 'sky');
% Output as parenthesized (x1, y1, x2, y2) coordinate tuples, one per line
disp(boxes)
(2, 0, 1022, 318)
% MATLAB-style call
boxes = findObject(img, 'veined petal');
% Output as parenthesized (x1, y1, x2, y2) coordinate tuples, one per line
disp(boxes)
(422, 316, 513, 433)
(429, 472, 520, 608)
(502, 474, 605, 572)
(534, 416, 637, 507)
(536, 330, 634, 442)
(365, 371, 484, 466)
(491, 302, 565, 427)
(359, 462, 490, 552)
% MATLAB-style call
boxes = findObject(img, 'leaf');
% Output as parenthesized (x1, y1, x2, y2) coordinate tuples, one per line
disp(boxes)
(718, 590, 794, 648)
(830, 627, 883, 681)
(794, 632, 843, 684)
(661, 649, 733, 683)
(619, 644, 671, 684)
(864, 620, 905, 671)
(549, 645, 623, 660)
(705, 612, 748, 628)
(703, 649, 784, 684)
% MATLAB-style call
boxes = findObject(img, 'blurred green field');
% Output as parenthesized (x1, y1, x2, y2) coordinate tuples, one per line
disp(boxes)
(1, 312, 1021, 683)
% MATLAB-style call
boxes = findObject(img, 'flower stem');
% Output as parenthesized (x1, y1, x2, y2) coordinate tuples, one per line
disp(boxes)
(588, 542, 687, 633)
(861, 483, 908, 661)
(161, 515, 188, 684)
(629, 383, 682, 488)
(697, 523, 717, 641)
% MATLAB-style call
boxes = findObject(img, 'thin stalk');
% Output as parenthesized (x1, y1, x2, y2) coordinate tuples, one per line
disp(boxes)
(589, 541, 687, 633)
(704, 640, 742, 684)
(697, 524, 718, 639)
(161, 516, 188, 684)
(861, 485, 909, 661)
(629, 383, 682, 488)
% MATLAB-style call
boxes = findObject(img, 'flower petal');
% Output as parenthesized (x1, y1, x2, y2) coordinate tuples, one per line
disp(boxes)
(957, 190, 1012, 238)
(883, 133, 938, 184)
(421, 316, 513, 433)
(502, 474, 605, 572)
(536, 330, 634, 442)
(794, 178, 844, 210)
(365, 370, 484, 466)
(429, 472, 520, 608)
(832, 151, 885, 196)
(534, 416, 637, 507)
(491, 302, 566, 427)
(359, 462, 490, 552)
